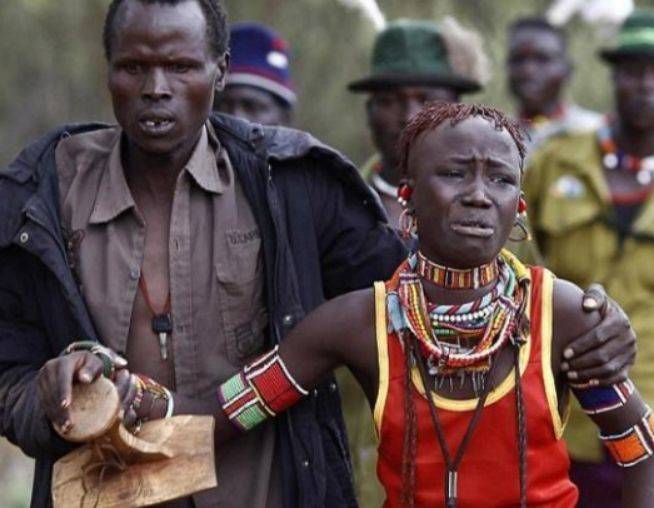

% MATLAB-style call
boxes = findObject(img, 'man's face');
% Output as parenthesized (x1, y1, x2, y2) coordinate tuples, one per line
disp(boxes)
(507, 28, 569, 114)
(107, 0, 227, 157)
(407, 116, 521, 268)
(614, 58, 654, 132)
(367, 86, 459, 168)
(215, 84, 291, 126)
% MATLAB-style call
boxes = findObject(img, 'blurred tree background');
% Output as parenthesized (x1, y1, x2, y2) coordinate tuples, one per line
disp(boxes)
(2, 0, 654, 506)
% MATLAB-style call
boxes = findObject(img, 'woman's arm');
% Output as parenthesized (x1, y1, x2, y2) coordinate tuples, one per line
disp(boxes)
(553, 279, 654, 507)
(174, 288, 379, 445)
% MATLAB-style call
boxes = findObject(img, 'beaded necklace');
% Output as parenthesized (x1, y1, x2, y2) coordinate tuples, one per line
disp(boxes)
(397, 253, 527, 394)
(417, 250, 499, 290)
(598, 122, 654, 186)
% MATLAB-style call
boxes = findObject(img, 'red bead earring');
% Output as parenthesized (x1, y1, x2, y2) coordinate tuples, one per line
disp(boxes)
(397, 181, 413, 207)
(518, 194, 527, 216)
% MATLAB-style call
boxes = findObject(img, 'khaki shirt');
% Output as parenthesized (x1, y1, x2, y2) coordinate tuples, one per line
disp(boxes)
(525, 130, 654, 462)
(55, 124, 281, 507)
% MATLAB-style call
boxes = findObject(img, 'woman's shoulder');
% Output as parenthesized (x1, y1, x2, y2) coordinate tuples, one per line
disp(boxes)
(550, 277, 600, 347)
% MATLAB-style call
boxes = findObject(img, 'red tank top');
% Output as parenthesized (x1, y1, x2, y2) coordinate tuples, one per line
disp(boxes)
(373, 263, 578, 507)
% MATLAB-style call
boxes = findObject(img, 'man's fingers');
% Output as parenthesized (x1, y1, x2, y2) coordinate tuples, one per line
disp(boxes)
(114, 369, 131, 400)
(565, 351, 632, 384)
(564, 336, 624, 371)
(582, 283, 609, 318)
(563, 306, 633, 360)
(52, 356, 83, 431)
(74, 353, 104, 384)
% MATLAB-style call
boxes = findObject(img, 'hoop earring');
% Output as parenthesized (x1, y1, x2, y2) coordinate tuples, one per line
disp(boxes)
(509, 216, 532, 242)
(399, 208, 417, 239)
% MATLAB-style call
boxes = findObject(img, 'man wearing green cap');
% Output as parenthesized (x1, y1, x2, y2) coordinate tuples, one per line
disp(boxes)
(341, 19, 486, 505)
(348, 18, 486, 228)
(524, 10, 654, 507)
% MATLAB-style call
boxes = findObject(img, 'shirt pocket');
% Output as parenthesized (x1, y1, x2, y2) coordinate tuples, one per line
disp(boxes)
(537, 175, 603, 236)
(534, 178, 609, 285)
(215, 233, 268, 366)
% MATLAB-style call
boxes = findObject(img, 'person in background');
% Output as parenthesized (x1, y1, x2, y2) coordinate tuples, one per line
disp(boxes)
(348, 18, 487, 228)
(524, 10, 654, 507)
(507, 16, 603, 153)
(0, 0, 404, 505)
(214, 22, 295, 126)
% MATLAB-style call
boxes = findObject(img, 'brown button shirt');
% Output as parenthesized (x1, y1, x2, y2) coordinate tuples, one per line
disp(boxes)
(56, 124, 281, 507)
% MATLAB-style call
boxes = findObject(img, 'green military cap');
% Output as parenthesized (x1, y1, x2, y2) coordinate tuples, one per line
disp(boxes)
(600, 10, 654, 63)
(348, 19, 481, 93)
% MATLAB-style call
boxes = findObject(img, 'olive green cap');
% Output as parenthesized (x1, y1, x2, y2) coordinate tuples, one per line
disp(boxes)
(601, 10, 654, 63)
(348, 19, 481, 93)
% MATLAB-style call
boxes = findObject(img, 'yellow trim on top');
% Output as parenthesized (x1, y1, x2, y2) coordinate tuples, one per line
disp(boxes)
(373, 281, 389, 439)
(410, 263, 533, 412)
(540, 270, 569, 439)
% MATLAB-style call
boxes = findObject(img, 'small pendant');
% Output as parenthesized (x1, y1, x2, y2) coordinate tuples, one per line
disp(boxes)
(152, 313, 173, 360)
(446, 469, 458, 507)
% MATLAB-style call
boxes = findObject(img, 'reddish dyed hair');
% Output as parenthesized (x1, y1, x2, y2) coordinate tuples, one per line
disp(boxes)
(398, 101, 527, 177)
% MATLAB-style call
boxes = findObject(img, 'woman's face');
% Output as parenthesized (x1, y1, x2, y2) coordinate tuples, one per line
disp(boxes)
(407, 116, 522, 268)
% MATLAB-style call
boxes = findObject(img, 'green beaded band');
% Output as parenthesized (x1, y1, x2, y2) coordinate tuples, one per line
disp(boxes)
(61, 341, 126, 379)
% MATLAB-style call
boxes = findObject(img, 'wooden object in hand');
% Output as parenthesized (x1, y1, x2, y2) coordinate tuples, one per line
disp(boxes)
(51, 377, 216, 507)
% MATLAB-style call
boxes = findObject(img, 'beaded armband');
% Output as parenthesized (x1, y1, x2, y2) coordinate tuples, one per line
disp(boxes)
(601, 407, 654, 467)
(572, 379, 635, 415)
(61, 341, 127, 379)
(217, 346, 309, 432)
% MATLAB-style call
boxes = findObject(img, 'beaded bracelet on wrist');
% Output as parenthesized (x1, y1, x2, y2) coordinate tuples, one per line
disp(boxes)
(572, 379, 635, 415)
(128, 374, 172, 433)
(601, 407, 654, 467)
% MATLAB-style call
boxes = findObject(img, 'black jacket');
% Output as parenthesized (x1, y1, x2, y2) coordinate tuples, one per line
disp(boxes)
(0, 113, 406, 507)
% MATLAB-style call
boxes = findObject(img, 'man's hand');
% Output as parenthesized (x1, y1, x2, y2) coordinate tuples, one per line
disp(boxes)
(560, 284, 636, 386)
(37, 352, 105, 435)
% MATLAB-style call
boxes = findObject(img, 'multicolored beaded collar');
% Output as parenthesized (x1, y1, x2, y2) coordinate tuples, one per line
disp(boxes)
(416, 250, 500, 290)
(598, 122, 654, 186)
(391, 251, 529, 394)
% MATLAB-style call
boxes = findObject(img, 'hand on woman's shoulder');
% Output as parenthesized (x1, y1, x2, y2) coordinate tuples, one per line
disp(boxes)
(552, 278, 602, 352)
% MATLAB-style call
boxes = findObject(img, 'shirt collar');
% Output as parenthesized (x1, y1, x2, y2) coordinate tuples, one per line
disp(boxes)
(89, 133, 136, 225)
(184, 122, 226, 195)
(89, 124, 225, 225)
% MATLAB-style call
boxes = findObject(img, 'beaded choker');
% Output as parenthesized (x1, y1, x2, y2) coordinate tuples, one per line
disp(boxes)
(598, 122, 654, 186)
(417, 250, 500, 290)
(396, 252, 528, 395)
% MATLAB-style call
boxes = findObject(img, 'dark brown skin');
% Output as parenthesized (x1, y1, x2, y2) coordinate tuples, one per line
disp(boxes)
(214, 84, 292, 126)
(211, 117, 653, 505)
(606, 58, 654, 197)
(366, 85, 459, 227)
(507, 27, 570, 119)
(36, 0, 227, 433)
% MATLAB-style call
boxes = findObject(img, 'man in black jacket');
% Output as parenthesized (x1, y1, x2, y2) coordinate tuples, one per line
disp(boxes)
(0, 0, 637, 507)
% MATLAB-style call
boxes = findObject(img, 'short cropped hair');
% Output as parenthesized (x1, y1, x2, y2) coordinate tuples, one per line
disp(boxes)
(509, 16, 567, 51)
(103, 0, 229, 60)
(398, 101, 527, 177)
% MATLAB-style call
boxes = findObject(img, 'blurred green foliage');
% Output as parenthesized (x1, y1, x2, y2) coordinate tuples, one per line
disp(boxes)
(3, 1, 654, 507)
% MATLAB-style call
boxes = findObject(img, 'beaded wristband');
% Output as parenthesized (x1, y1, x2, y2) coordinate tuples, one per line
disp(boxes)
(128, 374, 171, 432)
(61, 341, 126, 379)
(217, 346, 308, 432)
(572, 379, 635, 415)
(600, 407, 654, 467)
